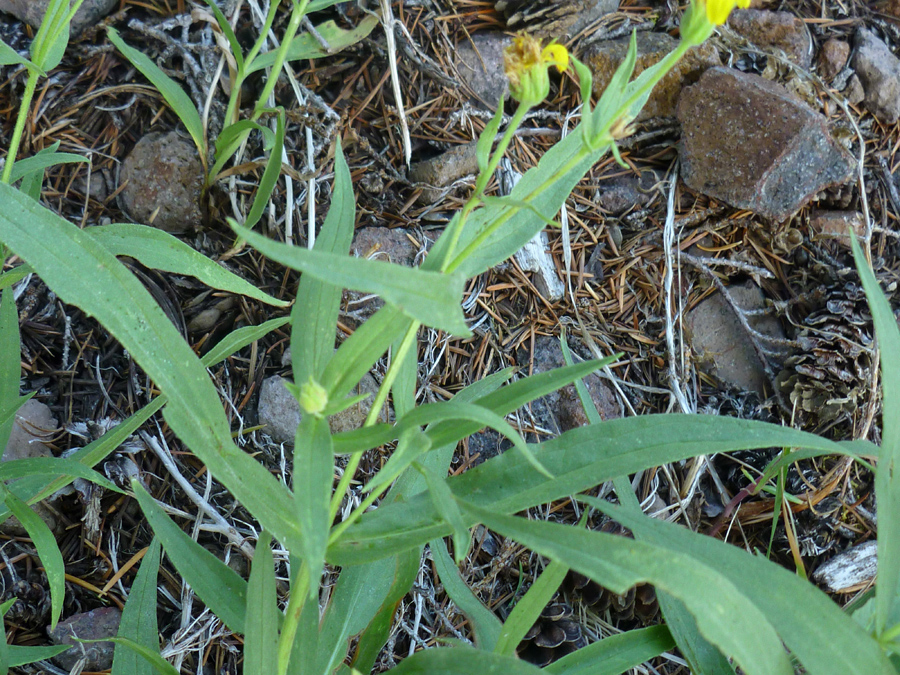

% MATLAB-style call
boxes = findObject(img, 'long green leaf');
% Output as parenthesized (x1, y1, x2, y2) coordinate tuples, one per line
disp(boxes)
(329, 415, 852, 564)
(389, 646, 544, 675)
(430, 538, 502, 650)
(495, 558, 568, 656)
(293, 415, 333, 593)
(545, 625, 675, 675)
(417, 463, 468, 562)
(8, 152, 88, 183)
(246, 16, 379, 73)
(106, 28, 205, 159)
(230, 220, 469, 336)
(291, 140, 354, 384)
(0, 38, 37, 71)
(468, 505, 792, 675)
(8, 644, 68, 667)
(0, 289, 19, 455)
(657, 594, 735, 675)
(112, 538, 161, 675)
(202, 0, 243, 71)
(0, 183, 304, 554)
(245, 533, 280, 674)
(852, 236, 900, 635)
(0, 265, 32, 293)
(132, 481, 247, 633)
(87, 224, 287, 307)
(3, 488, 65, 628)
(592, 499, 894, 675)
(244, 109, 286, 231)
(202, 316, 290, 367)
(94, 638, 178, 675)
(30, 0, 71, 71)
(0, 598, 14, 674)
(0, 457, 121, 492)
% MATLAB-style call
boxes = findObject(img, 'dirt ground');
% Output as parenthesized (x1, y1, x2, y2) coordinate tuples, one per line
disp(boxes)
(2, 0, 899, 672)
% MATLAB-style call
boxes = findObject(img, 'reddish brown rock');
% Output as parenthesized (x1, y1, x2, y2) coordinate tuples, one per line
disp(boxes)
(808, 210, 865, 248)
(119, 131, 205, 234)
(677, 67, 855, 222)
(818, 39, 850, 82)
(48, 607, 121, 671)
(727, 9, 812, 68)
(586, 32, 720, 120)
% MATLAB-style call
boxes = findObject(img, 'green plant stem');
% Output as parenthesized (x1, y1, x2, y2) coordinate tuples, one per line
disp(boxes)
(327, 321, 421, 538)
(252, 0, 308, 118)
(277, 563, 310, 675)
(1, 70, 39, 184)
(439, 101, 529, 273)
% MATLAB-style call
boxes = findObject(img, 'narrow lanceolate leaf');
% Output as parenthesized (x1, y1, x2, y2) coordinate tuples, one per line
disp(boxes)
(8, 152, 88, 183)
(292, 140, 355, 385)
(545, 625, 675, 675)
(328, 415, 854, 565)
(416, 463, 468, 563)
(106, 28, 205, 159)
(294, 415, 333, 594)
(87, 224, 288, 307)
(202, 317, 290, 368)
(389, 646, 544, 675)
(246, 15, 379, 73)
(592, 500, 894, 675)
(3, 489, 65, 628)
(0, 457, 121, 492)
(94, 638, 178, 675)
(244, 109, 286, 231)
(495, 558, 568, 656)
(431, 538, 502, 650)
(468, 505, 793, 675)
(0, 37, 37, 71)
(245, 534, 280, 674)
(852, 237, 900, 636)
(132, 481, 248, 633)
(0, 183, 304, 556)
(0, 289, 20, 454)
(7, 645, 68, 667)
(656, 594, 735, 675)
(112, 539, 161, 675)
(230, 220, 470, 336)
(0, 598, 14, 674)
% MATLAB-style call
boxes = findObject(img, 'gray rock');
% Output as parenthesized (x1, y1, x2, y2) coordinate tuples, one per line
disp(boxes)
(677, 67, 856, 222)
(119, 131, 204, 234)
(852, 28, 900, 124)
(844, 73, 865, 105)
(452, 33, 512, 110)
(686, 280, 784, 395)
(818, 38, 850, 82)
(586, 32, 720, 120)
(2, 399, 60, 536)
(409, 141, 479, 204)
(0, 0, 116, 38)
(812, 540, 877, 593)
(258, 373, 385, 445)
(727, 9, 812, 68)
(48, 607, 121, 671)
(594, 172, 658, 215)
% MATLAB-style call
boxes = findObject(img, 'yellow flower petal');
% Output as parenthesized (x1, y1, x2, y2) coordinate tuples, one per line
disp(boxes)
(541, 44, 569, 72)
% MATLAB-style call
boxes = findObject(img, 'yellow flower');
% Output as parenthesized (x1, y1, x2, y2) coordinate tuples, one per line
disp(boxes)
(704, 0, 751, 25)
(504, 34, 569, 106)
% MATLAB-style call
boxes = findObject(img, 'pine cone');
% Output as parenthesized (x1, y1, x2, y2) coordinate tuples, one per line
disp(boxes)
(517, 601, 586, 666)
(776, 282, 874, 431)
(563, 522, 660, 624)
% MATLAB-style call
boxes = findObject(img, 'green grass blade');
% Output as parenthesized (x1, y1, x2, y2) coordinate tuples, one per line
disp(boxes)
(112, 538, 161, 675)
(0, 265, 32, 293)
(106, 28, 205, 159)
(0, 457, 121, 492)
(88, 224, 287, 307)
(292, 140, 355, 384)
(852, 236, 900, 635)
(8, 152, 88, 183)
(468, 505, 793, 675)
(0, 598, 13, 674)
(246, 16, 379, 73)
(94, 638, 177, 675)
(416, 463, 469, 562)
(8, 644, 68, 667)
(494, 558, 568, 656)
(592, 499, 893, 675)
(657, 594, 736, 675)
(132, 481, 247, 633)
(0, 289, 20, 454)
(3, 488, 65, 628)
(245, 533, 280, 673)
(201, 317, 290, 368)
(430, 538, 502, 650)
(201, 0, 243, 71)
(329, 415, 852, 565)
(389, 646, 544, 675)
(230, 220, 469, 336)
(0, 37, 38, 71)
(30, 0, 71, 71)
(0, 182, 303, 553)
(293, 415, 333, 593)
(545, 625, 675, 675)
(244, 109, 286, 231)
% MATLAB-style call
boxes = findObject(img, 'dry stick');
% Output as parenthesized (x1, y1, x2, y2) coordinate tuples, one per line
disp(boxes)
(379, 0, 412, 167)
(141, 431, 255, 559)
